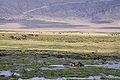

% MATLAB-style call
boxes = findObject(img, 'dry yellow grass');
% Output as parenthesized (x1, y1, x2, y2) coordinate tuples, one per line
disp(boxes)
(0, 31, 119, 54)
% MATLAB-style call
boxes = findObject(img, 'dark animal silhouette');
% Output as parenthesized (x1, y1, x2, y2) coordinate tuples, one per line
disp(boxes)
(69, 62, 84, 67)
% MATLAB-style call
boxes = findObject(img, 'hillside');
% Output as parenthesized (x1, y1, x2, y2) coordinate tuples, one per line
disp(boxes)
(0, 0, 120, 31)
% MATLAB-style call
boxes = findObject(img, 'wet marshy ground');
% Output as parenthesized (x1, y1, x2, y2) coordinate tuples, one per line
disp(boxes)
(0, 50, 120, 80)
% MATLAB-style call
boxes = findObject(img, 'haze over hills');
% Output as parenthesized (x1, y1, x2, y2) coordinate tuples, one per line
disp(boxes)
(0, 0, 120, 32)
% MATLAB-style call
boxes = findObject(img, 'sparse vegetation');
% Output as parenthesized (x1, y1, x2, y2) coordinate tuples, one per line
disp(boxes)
(0, 32, 119, 54)
(0, 31, 120, 79)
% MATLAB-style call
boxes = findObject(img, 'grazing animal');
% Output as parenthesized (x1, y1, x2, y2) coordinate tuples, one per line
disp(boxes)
(69, 62, 84, 67)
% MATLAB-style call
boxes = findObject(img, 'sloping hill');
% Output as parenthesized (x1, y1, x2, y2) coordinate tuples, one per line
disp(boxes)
(0, 0, 120, 31)
(0, 0, 120, 20)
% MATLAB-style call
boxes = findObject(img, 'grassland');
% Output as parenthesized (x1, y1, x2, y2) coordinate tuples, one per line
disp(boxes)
(0, 31, 120, 60)
(0, 31, 119, 53)
(0, 31, 120, 80)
